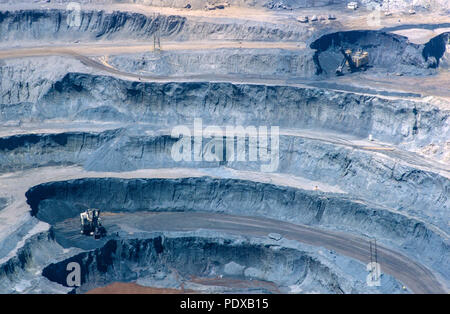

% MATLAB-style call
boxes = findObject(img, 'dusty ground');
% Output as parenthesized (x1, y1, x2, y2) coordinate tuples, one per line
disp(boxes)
(0, 41, 306, 58)
(87, 277, 280, 294)
(392, 27, 450, 44)
(86, 282, 189, 294)
(332, 71, 450, 100)
(0, 1, 448, 295)
(4, 1, 450, 30)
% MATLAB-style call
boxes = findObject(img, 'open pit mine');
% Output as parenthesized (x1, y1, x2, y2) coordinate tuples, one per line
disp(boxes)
(0, 0, 448, 295)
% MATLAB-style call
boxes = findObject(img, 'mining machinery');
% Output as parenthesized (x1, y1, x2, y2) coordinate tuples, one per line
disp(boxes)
(80, 209, 107, 239)
(336, 48, 369, 76)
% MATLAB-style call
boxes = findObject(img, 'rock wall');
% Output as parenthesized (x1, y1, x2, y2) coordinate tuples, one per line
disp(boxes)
(310, 30, 441, 76)
(25, 177, 450, 280)
(0, 9, 309, 44)
(42, 236, 349, 293)
(1, 130, 447, 231)
(109, 49, 316, 78)
(2, 73, 446, 147)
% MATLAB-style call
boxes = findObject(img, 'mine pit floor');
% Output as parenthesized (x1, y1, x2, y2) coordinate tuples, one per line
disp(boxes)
(86, 277, 280, 294)
(50, 210, 445, 294)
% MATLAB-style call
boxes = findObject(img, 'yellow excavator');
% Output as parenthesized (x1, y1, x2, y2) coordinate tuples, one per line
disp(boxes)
(336, 48, 369, 76)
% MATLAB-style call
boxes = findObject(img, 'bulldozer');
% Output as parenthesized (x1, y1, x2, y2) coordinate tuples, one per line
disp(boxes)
(80, 209, 107, 239)
(336, 48, 369, 76)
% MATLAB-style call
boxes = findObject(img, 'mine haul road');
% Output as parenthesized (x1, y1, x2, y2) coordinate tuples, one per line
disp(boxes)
(0, 43, 448, 294)
(0, 43, 307, 85)
(56, 210, 447, 294)
(2, 43, 448, 99)
(103, 211, 449, 294)
(0, 167, 447, 294)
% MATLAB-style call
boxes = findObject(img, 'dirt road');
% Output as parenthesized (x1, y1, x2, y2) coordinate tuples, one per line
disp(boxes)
(54, 210, 448, 294)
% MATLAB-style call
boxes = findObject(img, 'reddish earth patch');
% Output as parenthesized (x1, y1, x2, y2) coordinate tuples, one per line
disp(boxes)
(86, 282, 192, 294)
(86, 277, 280, 294)
(190, 276, 280, 293)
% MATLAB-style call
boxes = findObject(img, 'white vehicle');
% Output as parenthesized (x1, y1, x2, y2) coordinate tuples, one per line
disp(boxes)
(268, 233, 282, 241)
(297, 16, 308, 23)
(347, 2, 358, 10)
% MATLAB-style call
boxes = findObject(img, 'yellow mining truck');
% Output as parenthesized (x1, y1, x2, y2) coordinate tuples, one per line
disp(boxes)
(336, 48, 369, 76)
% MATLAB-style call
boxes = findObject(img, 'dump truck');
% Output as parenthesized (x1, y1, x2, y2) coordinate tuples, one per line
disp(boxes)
(336, 48, 369, 76)
(80, 209, 107, 239)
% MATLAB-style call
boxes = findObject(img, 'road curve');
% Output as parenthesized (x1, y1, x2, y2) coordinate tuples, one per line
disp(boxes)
(0, 44, 448, 294)
(0, 45, 439, 99)
(55, 211, 447, 294)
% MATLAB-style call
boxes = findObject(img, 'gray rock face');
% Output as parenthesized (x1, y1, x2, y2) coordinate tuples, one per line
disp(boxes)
(0, 231, 75, 294)
(0, 9, 310, 44)
(0, 225, 404, 294)
(0, 130, 119, 173)
(0, 2, 448, 295)
(109, 49, 317, 78)
(423, 32, 450, 68)
(2, 129, 448, 233)
(25, 177, 449, 282)
(0, 198, 7, 212)
(0, 53, 448, 294)
(2, 72, 447, 149)
(224, 261, 246, 276)
(0, 57, 85, 106)
(0, 10, 185, 43)
(39, 233, 403, 294)
(310, 30, 445, 76)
